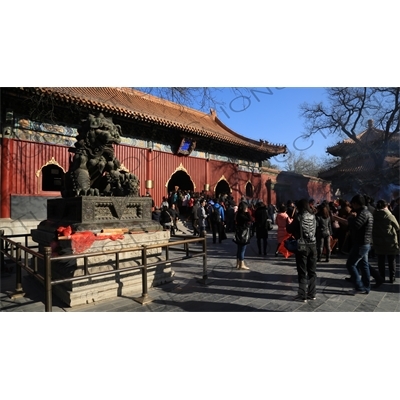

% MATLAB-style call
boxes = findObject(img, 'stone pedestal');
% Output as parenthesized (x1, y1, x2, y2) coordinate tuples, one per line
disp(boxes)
(31, 196, 174, 307)
(42, 196, 159, 232)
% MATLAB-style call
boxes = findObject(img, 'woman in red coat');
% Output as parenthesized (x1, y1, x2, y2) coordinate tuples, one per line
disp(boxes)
(275, 205, 293, 256)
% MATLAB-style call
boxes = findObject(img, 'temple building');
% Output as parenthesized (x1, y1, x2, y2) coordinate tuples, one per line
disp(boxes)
(319, 119, 400, 200)
(1, 87, 331, 234)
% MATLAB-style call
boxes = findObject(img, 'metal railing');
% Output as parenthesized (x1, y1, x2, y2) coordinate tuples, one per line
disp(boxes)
(0, 230, 209, 312)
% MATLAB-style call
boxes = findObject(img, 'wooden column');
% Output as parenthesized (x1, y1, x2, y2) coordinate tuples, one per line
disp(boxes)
(204, 158, 209, 193)
(1, 137, 12, 218)
(145, 148, 153, 191)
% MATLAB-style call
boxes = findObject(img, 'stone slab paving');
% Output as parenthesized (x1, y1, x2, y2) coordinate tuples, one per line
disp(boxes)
(1, 223, 399, 312)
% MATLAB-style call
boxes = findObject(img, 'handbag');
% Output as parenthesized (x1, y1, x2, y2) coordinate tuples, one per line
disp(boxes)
(234, 225, 251, 244)
(284, 216, 307, 253)
(284, 236, 298, 252)
(265, 219, 273, 231)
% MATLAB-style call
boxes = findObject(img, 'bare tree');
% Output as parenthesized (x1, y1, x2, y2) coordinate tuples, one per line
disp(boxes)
(300, 87, 400, 173)
(281, 151, 336, 176)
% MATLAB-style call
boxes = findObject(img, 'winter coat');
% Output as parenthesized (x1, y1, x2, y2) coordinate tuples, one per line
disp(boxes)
(392, 204, 400, 224)
(152, 209, 161, 223)
(211, 203, 225, 224)
(254, 205, 270, 238)
(235, 210, 252, 230)
(372, 208, 399, 255)
(192, 203, 199, 220)
(160, 209, 172, 227)
(348, 206, 373, 245)
(197, 206, 207, 228)
(316, 215, 332, 238)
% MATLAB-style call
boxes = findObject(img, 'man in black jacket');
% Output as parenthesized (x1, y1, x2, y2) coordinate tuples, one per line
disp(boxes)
(345, 194, 374, 294)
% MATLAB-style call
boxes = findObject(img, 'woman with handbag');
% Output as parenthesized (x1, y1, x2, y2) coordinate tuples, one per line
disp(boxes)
(286, 199, 317, 302)
(233, 201, 253, 270)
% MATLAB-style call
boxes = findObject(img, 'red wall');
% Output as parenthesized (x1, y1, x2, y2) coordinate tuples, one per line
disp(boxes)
(2, 138, 330, 214)
(3, 139, 268, 205)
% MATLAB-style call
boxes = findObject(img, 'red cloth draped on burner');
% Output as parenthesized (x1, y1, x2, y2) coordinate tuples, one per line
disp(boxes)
(57, 226, 124, 253)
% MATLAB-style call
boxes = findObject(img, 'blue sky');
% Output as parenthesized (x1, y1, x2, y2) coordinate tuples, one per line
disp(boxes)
(208, 87, 337, 162)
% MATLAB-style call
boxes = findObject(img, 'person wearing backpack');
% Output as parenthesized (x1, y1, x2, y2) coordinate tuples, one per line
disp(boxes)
(210, 199, 225, 243)
(286, 199, 318, 302)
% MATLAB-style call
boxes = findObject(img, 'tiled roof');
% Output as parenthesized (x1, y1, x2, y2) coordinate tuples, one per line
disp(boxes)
(327, 124, 397, 156)
(20, 87, 286, 157)
(319, 156, 399, 179)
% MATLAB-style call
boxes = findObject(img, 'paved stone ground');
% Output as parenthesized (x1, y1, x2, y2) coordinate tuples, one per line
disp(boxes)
(1, 222, 399, 312)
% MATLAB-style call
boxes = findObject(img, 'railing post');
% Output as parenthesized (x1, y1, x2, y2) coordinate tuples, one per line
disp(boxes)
(133, 245, 152, 305)
(196, 236, 212, 285)
(165, 243, 170, 262)
(33, 255, 38, 274)
(44, 247, 53, 312)
(10, 243, 25, 298)
(15, 244, 23, 292)
(0, 230, 4, 274)
(84, 256, 89, 276)
(185, 241, 189, 258)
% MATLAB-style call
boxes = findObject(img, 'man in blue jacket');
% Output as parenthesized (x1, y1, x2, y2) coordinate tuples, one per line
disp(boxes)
(210, 199, 225, 244)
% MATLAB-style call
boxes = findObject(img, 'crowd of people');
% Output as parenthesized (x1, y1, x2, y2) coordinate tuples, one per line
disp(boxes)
(277, 195, 399, 302)
(149, 188, 400, 302)
(271, 194, 398, 301)
(150, 189, 238, 240)
(150, 189, 275, 270)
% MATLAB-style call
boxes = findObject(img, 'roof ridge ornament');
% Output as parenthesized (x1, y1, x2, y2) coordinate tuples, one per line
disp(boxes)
(210, 108, 217, 120)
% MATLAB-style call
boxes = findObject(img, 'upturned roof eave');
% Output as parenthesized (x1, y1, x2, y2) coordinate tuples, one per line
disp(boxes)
(19, 87, 287, 157)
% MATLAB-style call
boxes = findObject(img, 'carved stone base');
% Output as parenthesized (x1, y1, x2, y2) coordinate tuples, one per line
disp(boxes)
(43, 196, 162, 232)
(30, 195, 173, 307)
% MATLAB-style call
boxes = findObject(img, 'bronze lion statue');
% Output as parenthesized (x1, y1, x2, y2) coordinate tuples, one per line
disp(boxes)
(63, 113, 139, 197)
